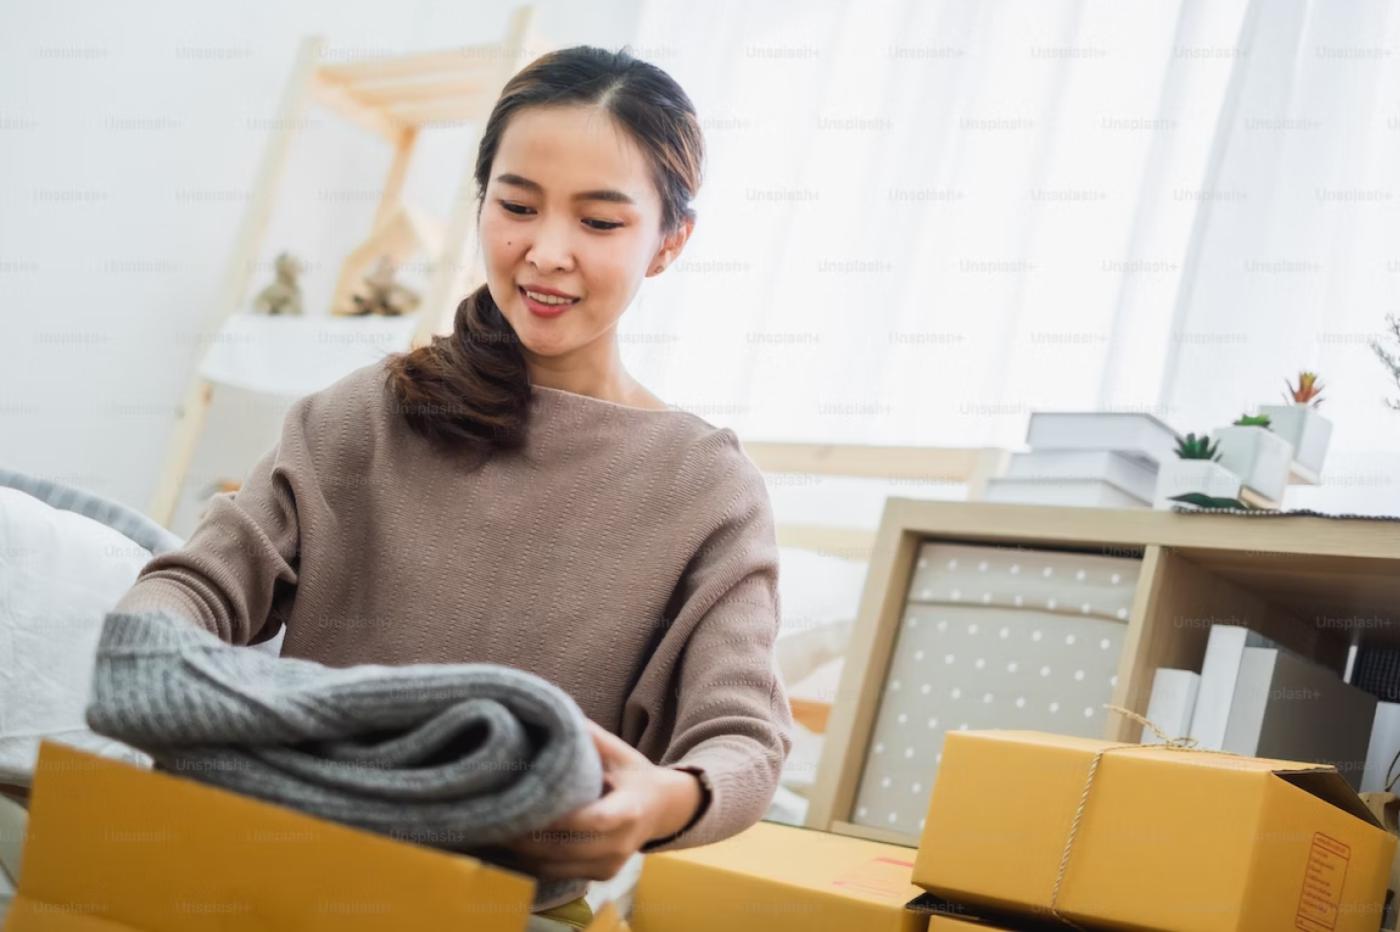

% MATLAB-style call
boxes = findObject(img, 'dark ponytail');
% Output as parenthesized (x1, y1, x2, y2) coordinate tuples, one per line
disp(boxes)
(384, 45, 705, 455)
(384, 285, 530, 453)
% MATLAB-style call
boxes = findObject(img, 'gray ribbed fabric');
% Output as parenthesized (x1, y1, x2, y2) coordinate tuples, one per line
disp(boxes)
(85, 610, 604, 909)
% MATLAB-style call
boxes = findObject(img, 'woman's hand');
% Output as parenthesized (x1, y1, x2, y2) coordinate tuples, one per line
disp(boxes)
(503, 719, 703, 881)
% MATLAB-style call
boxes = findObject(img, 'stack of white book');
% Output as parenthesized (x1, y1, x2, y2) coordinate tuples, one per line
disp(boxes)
(985, 412, 1178, 509)
(1142, 625, 1377, 790)
(1361, 702, 1400, 793)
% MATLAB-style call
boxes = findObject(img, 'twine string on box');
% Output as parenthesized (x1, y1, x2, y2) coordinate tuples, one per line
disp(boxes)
(1045, 704, 1235, 929)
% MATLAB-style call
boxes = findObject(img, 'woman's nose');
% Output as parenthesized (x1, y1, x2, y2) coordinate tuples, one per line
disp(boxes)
(524, 217, 575, 272)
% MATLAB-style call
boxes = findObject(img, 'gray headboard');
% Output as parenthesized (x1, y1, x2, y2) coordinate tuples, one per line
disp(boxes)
(0, 468, 182, 557)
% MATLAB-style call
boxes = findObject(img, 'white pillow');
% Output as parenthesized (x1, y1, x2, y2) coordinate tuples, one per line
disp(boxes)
(0, 487, 155, 783)
(774, 546, 867, 687)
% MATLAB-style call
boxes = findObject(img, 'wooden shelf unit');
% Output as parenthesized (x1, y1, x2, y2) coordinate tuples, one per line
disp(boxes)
(149, 11, 545, 527)
(804, 498, 1400, 844)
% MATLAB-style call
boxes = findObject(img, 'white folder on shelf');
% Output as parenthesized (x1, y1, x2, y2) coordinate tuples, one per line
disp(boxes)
(197, 312, 421, 398)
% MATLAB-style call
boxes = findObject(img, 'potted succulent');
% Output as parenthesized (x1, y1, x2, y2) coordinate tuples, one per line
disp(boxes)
(1373, 314, 1400, 410)
(1153, 432, 1243, 510)
(1210, 412, 1294, 502)
(1259, 371, 1331, 477)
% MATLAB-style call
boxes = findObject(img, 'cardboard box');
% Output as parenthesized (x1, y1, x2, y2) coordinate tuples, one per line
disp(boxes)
(3, 740, 618, 931)
(630, 820, 924, 932)
(914, 730, 1396, 931)
(907, 891, 1076, 931)
(584, 902, 629, 931)
(925, 919, 1012, 932)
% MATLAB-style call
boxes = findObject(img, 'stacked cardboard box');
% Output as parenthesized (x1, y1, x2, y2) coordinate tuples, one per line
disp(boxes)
(26, 727, 1390, 932)
(630, 820, 924, 931)
(4, 741, 622, 932)
(635, 729, 1396, 931)
(913, 730, 1395, 930)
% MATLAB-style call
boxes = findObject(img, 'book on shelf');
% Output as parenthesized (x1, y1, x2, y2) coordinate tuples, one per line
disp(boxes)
(1187, 625, 1279, 751)
(1221, 646, 1376, 790)
(1141, 668, 1200, 744)
(1351, 645, 1400, 703)
(983, 477, 1148, 509)
(1360, 701, 1400, 794)
(1003, 449, 1158, 502)
(1023, 412, 1179, 466)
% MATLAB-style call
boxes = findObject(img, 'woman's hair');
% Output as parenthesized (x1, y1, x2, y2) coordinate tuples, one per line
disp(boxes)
(383, 46, 704, 455)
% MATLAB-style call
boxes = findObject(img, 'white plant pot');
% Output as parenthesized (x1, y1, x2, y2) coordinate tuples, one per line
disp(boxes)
(1210, 425, 1294, 501)
(1258, 404, 1332, 475)
(1153, 459, 1241, 510)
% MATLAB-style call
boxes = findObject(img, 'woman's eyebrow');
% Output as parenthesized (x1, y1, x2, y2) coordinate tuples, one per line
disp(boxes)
(494, 172, 636, 205)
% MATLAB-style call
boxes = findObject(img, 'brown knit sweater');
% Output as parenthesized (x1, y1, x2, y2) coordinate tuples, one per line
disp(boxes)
(112, 359, 793, 906)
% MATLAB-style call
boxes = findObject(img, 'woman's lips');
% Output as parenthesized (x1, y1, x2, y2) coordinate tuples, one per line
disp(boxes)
(519, 286, 579, 318)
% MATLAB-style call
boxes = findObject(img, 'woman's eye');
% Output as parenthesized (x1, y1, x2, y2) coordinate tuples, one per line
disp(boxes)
(498, 200, 620, 231)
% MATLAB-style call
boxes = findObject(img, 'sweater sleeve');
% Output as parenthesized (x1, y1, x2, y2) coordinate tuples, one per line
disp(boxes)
(629, 430, 794, 854)
(111, 389, 324, 646)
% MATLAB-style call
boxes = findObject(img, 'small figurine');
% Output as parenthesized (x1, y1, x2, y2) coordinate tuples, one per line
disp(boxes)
(348, 255, 421, 317)
(253, 252, 305, 316)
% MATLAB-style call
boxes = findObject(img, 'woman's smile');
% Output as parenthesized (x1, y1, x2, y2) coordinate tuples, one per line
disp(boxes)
(519, 285, 581, 318)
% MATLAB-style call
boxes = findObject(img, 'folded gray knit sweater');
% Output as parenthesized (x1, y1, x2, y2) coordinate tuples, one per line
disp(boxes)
(84, 610, 605, 908)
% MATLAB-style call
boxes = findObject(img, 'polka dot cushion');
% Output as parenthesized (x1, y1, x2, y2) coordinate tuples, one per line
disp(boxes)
(850, 541, 1140, 836)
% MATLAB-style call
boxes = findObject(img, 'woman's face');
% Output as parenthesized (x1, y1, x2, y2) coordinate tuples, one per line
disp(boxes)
(479, 104, 690, 364)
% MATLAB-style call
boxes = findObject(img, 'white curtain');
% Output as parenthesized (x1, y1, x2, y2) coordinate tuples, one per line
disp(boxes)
(1158, 0, 1400, 513)
(623, 0, 1253, 451)
(624, 0, 1400, 513)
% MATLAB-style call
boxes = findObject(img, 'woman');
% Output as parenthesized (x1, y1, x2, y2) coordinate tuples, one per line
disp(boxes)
(113, 45, 793, 929)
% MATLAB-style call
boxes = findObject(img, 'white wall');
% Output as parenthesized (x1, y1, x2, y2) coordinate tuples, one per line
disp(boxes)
(0, 0, 644, 530)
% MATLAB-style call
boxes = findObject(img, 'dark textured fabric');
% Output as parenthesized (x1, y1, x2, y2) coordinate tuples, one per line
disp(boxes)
(1170, 504, 1400, 521)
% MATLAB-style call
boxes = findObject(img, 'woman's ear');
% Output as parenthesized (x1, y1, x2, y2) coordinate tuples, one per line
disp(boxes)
(648, 218, 695, 276)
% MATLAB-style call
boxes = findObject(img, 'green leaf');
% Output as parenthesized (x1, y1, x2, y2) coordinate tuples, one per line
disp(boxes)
(1168, 492, 1256, 510)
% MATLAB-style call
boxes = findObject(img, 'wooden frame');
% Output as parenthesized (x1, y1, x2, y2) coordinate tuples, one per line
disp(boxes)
(150, 11, 543, 527)
(803, 498, 1400, 844)
(328, 204, 445, 316)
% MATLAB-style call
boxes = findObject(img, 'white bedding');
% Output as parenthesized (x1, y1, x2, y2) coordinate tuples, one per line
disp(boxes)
(773, 545, 866, 686)
(0, 487, 155, 783)
(767, 546, 868, 825)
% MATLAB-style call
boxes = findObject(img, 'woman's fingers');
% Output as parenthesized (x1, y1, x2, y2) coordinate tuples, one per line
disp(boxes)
(512, 790, 647, 859)
(510, 825, 611, 860)
(499, 722, 658, 882)
(510, 815, 633, 861)
(586, 719, 654, 772)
